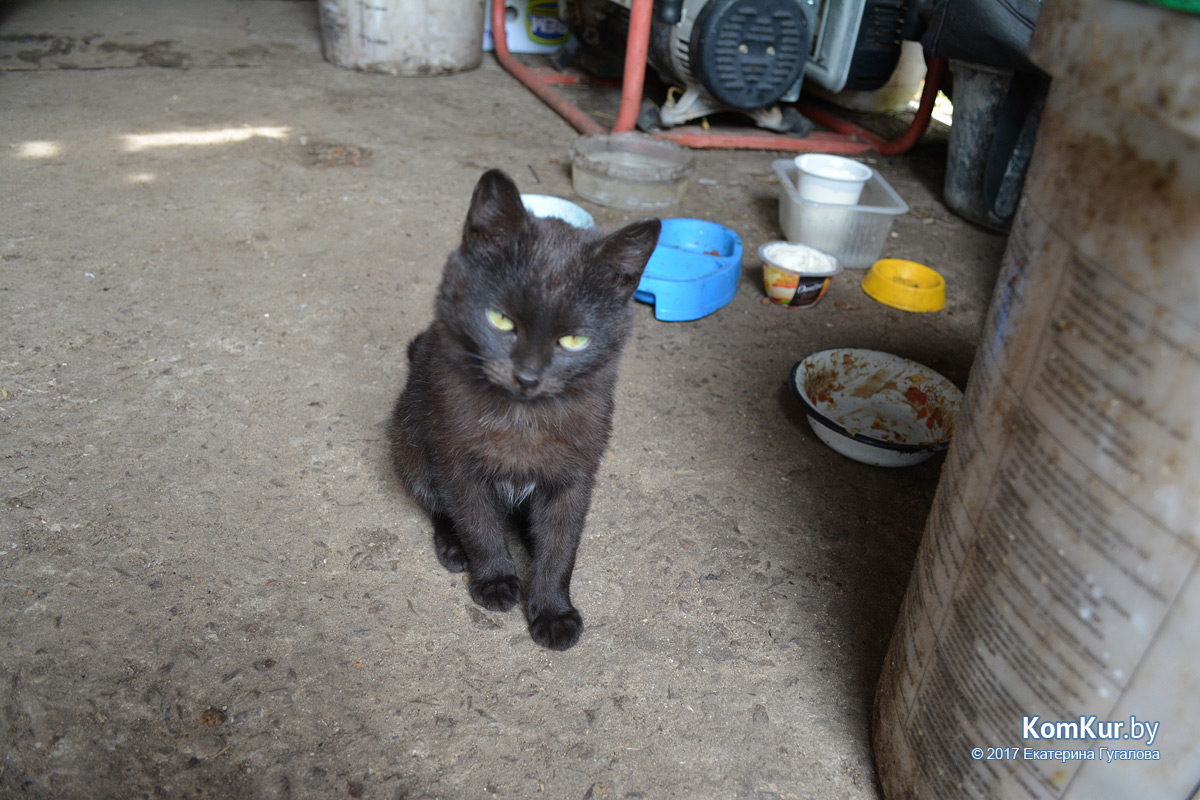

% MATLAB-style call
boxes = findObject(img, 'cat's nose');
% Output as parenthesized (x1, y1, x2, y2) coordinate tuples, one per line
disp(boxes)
(514, 369, 541, 390)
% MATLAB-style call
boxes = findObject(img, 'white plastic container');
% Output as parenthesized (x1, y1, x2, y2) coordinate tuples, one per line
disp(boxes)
(794, 154, 872, 205)
(483, 0, 572, 54)
(318, 0, 485, 75)
(873, 2, 1200, 798)
(773, 159, 908, 268)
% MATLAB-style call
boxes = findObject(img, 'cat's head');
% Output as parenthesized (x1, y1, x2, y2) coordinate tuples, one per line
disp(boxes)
(436, 169, 660, 401)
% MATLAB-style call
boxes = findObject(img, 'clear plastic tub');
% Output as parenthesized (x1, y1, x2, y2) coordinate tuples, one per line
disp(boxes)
(571, 133, 694, 211)
(773, 159, 908, 269)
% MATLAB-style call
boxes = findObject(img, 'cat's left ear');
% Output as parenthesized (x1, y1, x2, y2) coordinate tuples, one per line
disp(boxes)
(462, 169, 528, 251)
(594, 219, 662, 295)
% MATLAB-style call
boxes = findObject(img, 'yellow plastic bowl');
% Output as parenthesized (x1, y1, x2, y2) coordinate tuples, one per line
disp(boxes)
(861, 259, 946, 312)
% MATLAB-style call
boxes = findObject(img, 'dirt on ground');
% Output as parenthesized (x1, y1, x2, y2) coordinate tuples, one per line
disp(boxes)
(1, 2, 1006, 798)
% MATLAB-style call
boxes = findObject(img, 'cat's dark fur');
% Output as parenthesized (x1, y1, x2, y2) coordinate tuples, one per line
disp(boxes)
(388, 169, 660, 650)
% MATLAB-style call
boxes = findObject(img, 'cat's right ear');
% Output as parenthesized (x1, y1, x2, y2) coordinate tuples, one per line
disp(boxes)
(595, 218, 662, 294)
(462, 169, 528, 251)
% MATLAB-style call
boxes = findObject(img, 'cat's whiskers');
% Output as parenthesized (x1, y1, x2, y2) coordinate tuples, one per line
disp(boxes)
(463, 350, 490, 364)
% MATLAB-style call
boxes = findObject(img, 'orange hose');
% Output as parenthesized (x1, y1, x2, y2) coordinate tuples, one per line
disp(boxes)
(797, 59, 948, 156)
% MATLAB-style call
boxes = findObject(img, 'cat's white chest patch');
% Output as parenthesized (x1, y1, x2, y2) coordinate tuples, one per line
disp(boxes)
(495, 480, 536, 508)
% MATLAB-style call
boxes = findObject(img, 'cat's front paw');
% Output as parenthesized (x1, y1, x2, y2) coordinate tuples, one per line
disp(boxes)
(431, 514, 469, 572)
(435, 539, 469, 573)
(470, 575, 523, 612)
(529, 607, 583, 651)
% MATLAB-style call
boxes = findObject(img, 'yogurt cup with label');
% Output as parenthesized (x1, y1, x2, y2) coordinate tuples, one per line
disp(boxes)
(759, 242, 843, 308)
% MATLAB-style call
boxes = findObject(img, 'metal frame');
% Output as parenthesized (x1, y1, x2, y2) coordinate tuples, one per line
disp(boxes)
(490, 0, 947, 154)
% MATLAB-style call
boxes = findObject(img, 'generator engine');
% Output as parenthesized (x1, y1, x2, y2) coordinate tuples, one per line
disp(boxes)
(566, 0, 909, 132)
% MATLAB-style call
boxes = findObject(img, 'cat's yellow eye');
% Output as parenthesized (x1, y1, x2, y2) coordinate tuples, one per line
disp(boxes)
(558, 334, 590, 352)
(485, 308, 515, 332)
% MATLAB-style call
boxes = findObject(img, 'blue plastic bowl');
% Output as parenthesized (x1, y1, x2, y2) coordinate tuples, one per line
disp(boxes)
(634, 218, 743, 321)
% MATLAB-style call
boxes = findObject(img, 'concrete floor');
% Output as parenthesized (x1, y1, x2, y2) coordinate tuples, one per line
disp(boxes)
(1, 2, 1007, 798)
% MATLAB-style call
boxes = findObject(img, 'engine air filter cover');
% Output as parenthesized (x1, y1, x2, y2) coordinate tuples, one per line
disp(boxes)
(690, 0, 810, 110)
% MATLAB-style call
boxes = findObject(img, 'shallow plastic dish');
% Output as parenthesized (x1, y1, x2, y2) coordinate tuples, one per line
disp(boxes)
(788, 348, 963, 467)
(773, 159, 908, 269)
(861, 258, 946, 312)
(635, 218, 742, 321)
(521, 193, 595, 228)
(571, 133, 694, 210)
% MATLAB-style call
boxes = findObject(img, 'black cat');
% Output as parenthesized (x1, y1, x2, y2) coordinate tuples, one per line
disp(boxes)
(389, 169, 660, 650)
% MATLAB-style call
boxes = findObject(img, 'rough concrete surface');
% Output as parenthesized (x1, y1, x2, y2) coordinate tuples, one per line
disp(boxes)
(1, 2, 1007, 798)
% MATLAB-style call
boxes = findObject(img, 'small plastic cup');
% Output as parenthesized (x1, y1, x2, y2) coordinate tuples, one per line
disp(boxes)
(794, 154, 872, 205)
(520, 194, 595, 228)
(759, 242, 843, 308)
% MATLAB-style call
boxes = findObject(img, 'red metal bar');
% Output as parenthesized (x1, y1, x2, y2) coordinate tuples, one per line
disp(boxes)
(490, 0, 604, 136)
(536, 74, 621, 86)
(659, 127, 874, 153)
(612, 0, 654, 133)
(535, 73, 591, 85)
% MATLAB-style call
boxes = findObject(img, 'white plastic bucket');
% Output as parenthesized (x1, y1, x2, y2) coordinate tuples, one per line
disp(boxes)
(873, 1, 1200, 798)
(318, 0, 485, 75)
